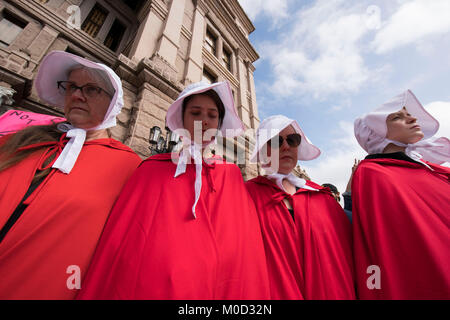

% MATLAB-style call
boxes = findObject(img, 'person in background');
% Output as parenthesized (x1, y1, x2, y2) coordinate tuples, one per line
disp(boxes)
(323, 159, 361, 224)
(245, 115, 356, 300)
(353, 89, 450, 299)
(341, 159, 361, 224)
(321, 183, 341, 202)
(0, 51, 141, 299)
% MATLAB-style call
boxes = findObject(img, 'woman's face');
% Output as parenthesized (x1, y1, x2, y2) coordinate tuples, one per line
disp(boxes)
(63, 68, 112, 129)
(183, 94, 220, 144)
(267, 125, 300, 175)
(386, 107, 424, 144)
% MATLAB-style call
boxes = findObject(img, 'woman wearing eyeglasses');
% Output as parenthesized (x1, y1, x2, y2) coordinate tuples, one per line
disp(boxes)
(0, 51, 141, 299)
(245, 115, 356, 300)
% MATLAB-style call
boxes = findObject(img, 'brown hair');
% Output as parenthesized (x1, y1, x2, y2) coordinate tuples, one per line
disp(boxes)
(0, 124, 62, 183)
(182, 89, 226, 128)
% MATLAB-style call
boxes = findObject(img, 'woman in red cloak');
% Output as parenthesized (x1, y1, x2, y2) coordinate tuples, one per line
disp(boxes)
(245, 115, 356, 300)
(0, 51, 141, 299)
(77, 81, 270, 300)
(353, 89, 450, 299)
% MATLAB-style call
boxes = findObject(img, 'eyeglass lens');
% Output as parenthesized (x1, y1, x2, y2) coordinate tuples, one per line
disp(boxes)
(58, 81, 103, 98)
(269, 134, 301, 148)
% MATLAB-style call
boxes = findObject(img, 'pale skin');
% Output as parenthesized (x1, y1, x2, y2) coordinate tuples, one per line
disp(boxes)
(63, 68, 111, 141)
(345, 159, 361, 193)
(182, 94, 220, 148)
(383, 107, 424, 153)
(266, 125, 299, 210)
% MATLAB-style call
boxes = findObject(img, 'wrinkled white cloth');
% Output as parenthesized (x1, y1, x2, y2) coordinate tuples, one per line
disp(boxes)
(385, 137, 450, 165)
(266, 172, 318, 193)
(354, 89, 450, 165)
(174, 143, 204, 218)
(52, 123, 86, 174)
(250, 115, 321, 163)
(35, 51, 124, 174)
(166, 81, 244, 137)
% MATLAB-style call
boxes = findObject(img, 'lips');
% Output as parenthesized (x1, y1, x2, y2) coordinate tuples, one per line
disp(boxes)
(411, 125, 421, 130)
(70, 106, 88, 112)
(280, 154, 294, 161)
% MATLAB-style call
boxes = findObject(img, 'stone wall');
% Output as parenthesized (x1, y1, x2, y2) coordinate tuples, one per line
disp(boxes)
(0, 0, 267, 179)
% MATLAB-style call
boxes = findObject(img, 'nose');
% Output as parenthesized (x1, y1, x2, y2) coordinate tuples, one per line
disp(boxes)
(280, 137, 290, 151)
(70, 87, 86, 101)
(407, 114, 417, 123)
(202, 116, 210, 128)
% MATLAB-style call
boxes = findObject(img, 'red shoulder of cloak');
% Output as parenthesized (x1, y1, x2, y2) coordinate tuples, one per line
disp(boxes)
(352, 158, 450, 299)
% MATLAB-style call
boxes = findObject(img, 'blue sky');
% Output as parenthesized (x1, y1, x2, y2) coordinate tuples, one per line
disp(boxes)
(238, 0, 450, 193)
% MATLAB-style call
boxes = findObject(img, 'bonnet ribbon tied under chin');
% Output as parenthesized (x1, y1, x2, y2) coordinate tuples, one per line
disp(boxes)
(52, 123, 87, 174)
(174, 143, 204, 219)
(266, 172, 318, 193)
(385, 137, 450, 169)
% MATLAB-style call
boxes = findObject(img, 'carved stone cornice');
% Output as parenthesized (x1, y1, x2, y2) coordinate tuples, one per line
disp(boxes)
(136, 57, 183, 100)
(195, 0, 209, 17)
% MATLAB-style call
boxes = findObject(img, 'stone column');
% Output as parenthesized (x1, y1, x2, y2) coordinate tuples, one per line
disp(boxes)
(236, 50, 251, 128)
(184, 3, 205, 83)
(95, 12, 115, 43)
(27, 25, 59, 62)
(216, 36, 223, 61)
(247, 63, 260, 129)
(155, 0, 186, 67)
(128, 10, 164, 62)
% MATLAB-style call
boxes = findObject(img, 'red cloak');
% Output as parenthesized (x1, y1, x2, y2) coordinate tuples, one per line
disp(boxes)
(77, 154, 270, 300)
(245, 176, 356, 300)
(352, 158, 450, 299)
(0, 135, 141, 300)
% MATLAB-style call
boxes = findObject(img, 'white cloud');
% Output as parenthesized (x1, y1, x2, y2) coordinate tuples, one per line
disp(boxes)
(302, 121, 367, 199)
(426, 101, 450, 167)
(238, 0, 289, 26)
(425, 101, 450, 138)
(372, 0, 450, 54)
(260, 0, 377, 99)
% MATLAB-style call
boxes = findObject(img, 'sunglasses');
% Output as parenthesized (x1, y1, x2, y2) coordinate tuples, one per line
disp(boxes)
(267, 133, 302, 148)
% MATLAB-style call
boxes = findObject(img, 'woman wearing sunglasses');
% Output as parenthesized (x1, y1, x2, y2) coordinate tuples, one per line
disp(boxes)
(246, 115, 356, 299)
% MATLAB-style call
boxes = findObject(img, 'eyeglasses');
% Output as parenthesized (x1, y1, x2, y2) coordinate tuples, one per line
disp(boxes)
(57, 81, 112, 99)
(267, 133, 302, 148)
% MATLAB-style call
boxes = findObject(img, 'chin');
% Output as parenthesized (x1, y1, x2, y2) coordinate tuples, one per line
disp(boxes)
(409, 132, 425, 144)
(279, 165, 295, 175)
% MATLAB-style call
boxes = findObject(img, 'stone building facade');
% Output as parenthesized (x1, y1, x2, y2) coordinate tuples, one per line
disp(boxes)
(0, 0, 313, 181)
(0, 0, 264, 179)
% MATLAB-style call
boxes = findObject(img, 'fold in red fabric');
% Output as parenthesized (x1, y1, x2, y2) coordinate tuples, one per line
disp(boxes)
(245, 176, 356, 300)
(0, 135, 141, 300)
(352, 159, 450, 299)
(77, 153, 270, 300)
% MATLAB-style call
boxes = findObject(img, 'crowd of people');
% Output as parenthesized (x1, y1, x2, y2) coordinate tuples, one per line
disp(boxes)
(0, 51, 448, 300)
